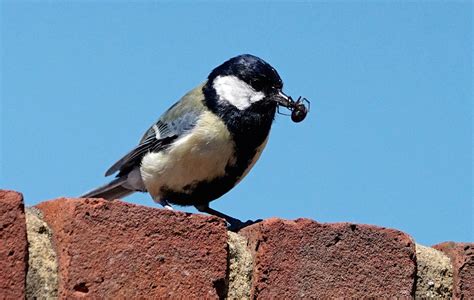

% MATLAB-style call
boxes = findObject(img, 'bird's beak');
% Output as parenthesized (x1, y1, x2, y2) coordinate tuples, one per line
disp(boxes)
(275, 90, 310, 123)
(275, 91, 292, 108)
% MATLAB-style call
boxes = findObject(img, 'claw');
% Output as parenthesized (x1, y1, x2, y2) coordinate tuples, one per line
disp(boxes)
(227, 219, 262, 232)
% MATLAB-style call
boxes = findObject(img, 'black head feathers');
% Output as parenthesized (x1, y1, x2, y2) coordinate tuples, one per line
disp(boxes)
(208, 54, 283, 93)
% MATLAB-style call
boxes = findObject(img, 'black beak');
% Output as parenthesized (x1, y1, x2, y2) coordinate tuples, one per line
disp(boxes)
(275, 91, 293, 108)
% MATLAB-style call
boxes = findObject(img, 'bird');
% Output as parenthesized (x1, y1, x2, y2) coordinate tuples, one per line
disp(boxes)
(81, 54, 305, 231)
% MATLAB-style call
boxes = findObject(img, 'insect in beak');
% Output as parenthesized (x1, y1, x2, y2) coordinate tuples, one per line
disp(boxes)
(276, 91, 310, 123)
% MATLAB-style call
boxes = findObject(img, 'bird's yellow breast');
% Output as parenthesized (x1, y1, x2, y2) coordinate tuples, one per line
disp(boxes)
(140, 110, 236, 201)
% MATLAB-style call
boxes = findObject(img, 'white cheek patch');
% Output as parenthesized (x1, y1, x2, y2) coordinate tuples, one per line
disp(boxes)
(213, 75, 265, 110)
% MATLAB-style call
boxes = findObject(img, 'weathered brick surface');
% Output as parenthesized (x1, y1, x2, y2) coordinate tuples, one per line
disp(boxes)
(0, 190, 28, 299)
(240, 218, 416, 298)
(434, 242, 474, 299)
(415, 244, 452, 298)
(36, 198, 228, 299)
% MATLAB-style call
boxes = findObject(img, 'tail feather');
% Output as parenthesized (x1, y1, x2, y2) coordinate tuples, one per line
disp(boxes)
(81, 177, 134, 200)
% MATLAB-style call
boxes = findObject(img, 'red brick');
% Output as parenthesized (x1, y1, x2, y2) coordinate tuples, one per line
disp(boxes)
(433, 242, 474, 299)
(0, 190, 28, 299)
(36, 198, 228, 299)
(240, 218, 416, 298)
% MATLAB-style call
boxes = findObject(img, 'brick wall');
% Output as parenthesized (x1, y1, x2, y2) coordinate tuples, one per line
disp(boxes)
(1, 189, 472, 299)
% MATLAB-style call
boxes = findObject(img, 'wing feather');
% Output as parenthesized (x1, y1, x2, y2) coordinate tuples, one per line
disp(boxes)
(105, 83, 207, 177)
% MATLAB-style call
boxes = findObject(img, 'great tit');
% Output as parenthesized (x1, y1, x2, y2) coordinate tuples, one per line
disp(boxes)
(82, 54, 306, 230)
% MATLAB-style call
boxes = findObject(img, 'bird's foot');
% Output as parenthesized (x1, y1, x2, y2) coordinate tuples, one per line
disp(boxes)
(194, 204, 262, 231)
(227, 218, 262, 232)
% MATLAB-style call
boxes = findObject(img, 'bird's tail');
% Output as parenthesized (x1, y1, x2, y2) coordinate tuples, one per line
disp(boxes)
(80, 177, 134, 200)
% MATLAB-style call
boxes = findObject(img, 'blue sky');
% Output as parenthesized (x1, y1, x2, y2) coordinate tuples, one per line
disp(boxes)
(1, 1, 472, 245)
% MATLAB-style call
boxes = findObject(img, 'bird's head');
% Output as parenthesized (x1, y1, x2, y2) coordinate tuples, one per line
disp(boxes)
(206, 54, 296, 113)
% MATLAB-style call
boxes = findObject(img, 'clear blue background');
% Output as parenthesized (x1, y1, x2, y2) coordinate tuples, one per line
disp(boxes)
(1, 1, 472, 245)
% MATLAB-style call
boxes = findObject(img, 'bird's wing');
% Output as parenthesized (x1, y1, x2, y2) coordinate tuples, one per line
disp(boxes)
(105, 83, 207, 177)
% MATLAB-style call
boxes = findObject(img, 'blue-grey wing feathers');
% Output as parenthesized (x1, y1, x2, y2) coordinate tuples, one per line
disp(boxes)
(104, 134, 177, 176)
(104, 83, 207, 177)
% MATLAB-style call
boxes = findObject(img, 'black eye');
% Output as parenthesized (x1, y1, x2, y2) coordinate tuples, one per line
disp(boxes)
(251, 79, 265, 91)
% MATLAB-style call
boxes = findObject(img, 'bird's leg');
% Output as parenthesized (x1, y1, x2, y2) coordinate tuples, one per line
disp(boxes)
(195, 205, 261, 232)
(154, 197, 173, 210)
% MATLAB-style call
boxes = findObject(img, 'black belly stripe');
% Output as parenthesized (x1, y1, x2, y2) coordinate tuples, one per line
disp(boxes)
(161, 83, 277, 206)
